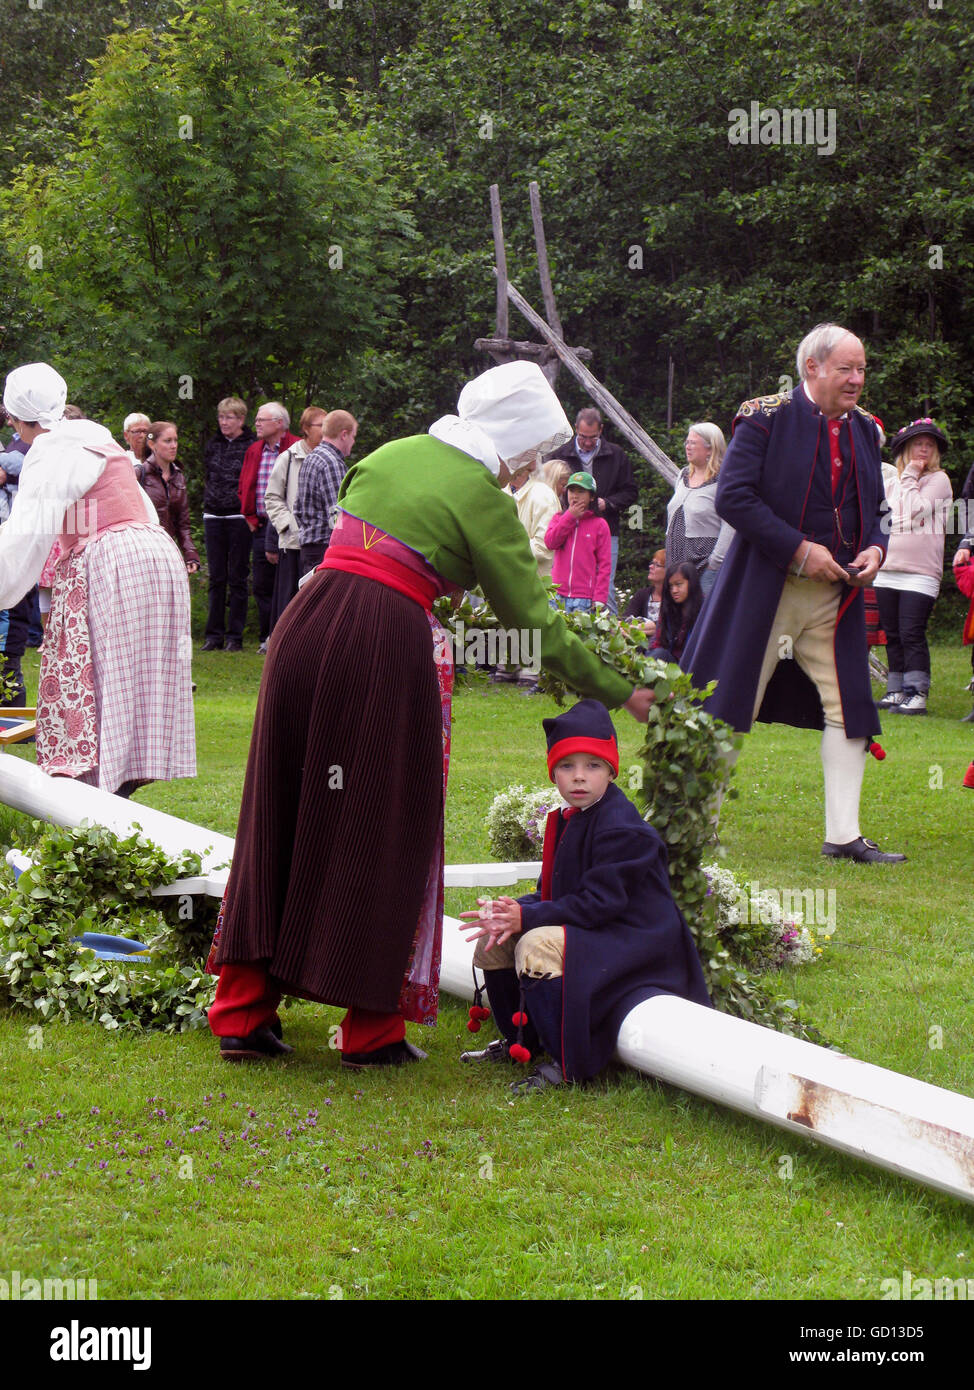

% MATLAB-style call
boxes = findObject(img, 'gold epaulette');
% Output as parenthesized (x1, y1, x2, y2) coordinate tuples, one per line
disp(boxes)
(735, 391, 793, 420)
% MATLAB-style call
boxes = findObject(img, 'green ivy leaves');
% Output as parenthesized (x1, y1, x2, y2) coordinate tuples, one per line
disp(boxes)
(0, 820, 216, 1033)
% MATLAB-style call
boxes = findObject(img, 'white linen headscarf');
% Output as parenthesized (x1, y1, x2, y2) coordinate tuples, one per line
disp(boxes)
(428, 361, 571, 475)
(3, 362, 67, 430)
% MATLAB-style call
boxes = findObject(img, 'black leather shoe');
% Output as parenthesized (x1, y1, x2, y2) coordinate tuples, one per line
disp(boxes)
(510, 1061, 565, 1095)
(202, 638, 222, 651)
(224, 639, 242, 652)
(220, 1024, 294, 1062)
(822, 836, 906, 864)
(340, 1039, 427, 1071)
(460, 1038, 510, 1063)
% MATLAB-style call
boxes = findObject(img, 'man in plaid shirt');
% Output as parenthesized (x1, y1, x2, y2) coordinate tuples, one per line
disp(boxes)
(297, 410, 358, 575)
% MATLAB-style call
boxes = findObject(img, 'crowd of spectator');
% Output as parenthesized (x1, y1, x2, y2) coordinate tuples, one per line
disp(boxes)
(1, 373, 967, 749)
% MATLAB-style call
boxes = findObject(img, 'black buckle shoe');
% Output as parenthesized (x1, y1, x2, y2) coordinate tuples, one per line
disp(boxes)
(220, 1024, 294, 1062)
(340, 1039, 428, 1072)
(822, 836, 906, 864)
(510, 1061, 565, 1095)
(460, 1038, 510, 1063)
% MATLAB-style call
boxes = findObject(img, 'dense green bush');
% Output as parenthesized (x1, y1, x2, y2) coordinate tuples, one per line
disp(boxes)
(0, 821, 217, 1032)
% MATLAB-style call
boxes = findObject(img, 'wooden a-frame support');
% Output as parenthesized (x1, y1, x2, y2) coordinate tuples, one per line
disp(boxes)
(476, 182, 678, 487)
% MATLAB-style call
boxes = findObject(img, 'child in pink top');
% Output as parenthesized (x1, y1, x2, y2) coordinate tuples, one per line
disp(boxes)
(544, 471, 611, 611)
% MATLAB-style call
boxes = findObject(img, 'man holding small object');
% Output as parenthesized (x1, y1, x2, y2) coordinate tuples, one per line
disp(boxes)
(682, 323, 904, 863)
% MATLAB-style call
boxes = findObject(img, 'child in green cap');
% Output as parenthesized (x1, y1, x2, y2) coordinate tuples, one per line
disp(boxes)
(543, 471, 611, 611)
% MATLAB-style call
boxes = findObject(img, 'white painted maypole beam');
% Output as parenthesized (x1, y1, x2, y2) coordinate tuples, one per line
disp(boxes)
(443, 862, 540, 888)
(439, 912, 974, 1206)
(0, 756, 232, 893)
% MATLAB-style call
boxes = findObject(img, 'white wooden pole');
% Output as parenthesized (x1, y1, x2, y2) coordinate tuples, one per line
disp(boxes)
(0, 756, 232, 896)
(438, 912, 974, 1206)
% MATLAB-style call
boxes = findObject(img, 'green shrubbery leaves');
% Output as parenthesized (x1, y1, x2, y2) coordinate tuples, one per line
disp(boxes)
(0, 821, 217, 1032)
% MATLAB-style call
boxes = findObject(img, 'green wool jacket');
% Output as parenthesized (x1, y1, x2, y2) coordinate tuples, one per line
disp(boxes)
(338, 435, 633, 709)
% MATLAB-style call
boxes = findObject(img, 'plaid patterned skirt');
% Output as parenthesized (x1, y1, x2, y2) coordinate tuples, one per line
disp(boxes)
(37, 525, 196, 791)
(863, 586, 887, 646)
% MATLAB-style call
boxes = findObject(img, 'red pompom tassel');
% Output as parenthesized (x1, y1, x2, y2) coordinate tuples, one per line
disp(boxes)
(469, 1005, 491, 1021)
(869, 741, 886, 760)
(466, 1019, 481, 1033)
(509, 1043, 532, 1064)
(511, 1010, 528, 1027)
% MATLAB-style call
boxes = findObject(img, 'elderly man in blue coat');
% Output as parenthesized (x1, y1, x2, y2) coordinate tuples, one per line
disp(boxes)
(682, 322, 904, 864)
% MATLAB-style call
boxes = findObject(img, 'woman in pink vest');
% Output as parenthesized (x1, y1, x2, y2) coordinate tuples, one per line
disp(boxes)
(0, 363, 196, 795)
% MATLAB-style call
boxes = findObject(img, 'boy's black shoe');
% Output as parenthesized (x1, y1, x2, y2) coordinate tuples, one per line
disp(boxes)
(220, 1024, 294, 1062)
(460, 1038, 510, 1063)
(340, 1039, 427, 1071)
(510, 1061, 564, 1095)
(202, 637, 222, 651)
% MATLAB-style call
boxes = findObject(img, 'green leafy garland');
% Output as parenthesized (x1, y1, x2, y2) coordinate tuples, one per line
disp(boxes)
(0, 821, 218, 1032)
(439, 590, 825, 1042)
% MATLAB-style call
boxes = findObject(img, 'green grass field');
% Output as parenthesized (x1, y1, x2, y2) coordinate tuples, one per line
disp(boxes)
(1, 638, 972, 1303)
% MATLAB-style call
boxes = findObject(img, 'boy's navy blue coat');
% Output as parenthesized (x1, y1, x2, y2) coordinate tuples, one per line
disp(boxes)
(681, 387, 887, 737)
(517, 782, 711, 1082)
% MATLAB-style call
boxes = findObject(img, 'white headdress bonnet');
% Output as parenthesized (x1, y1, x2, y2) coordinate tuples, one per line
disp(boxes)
(428, 361, 571, 475)
(3, 362, 67, 431)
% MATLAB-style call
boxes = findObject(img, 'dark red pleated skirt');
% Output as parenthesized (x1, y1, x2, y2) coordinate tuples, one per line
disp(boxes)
(213, 569, 443, 1012)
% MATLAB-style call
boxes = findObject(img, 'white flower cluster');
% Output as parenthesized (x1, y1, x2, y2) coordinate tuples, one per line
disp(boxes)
(703, 862, 829, 971)
(485, 784, 563, 861)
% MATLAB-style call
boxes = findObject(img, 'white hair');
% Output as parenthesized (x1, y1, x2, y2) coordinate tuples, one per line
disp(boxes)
(796, 323, 852, 382)
(123, 412, 150, 431)
(260, 401, 290, 428)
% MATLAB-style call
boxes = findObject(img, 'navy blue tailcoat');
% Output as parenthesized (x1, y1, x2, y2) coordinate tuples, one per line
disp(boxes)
(681, 387, 888, 737)
(517, 782, 711, 1083)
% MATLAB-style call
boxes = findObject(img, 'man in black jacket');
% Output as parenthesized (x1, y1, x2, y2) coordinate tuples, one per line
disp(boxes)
(201, 397, 256, 651)
(550, 407, 637, 614)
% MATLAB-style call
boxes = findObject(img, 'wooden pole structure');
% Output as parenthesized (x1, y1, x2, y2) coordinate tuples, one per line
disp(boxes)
(527, 181, 562, 388)
(503, 276, 680, 485)
(488, 185, 509, 345)
(472, 337, 591, 363)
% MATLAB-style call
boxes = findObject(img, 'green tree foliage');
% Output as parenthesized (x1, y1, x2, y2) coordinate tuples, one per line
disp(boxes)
(1, 0, 412, 447)
(340, 0, 974, 578)
(0, 0, 175, 180)
(2, 0, 970, 546)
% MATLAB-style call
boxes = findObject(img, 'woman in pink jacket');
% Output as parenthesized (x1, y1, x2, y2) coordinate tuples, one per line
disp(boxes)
(544, 470, 611, 611)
